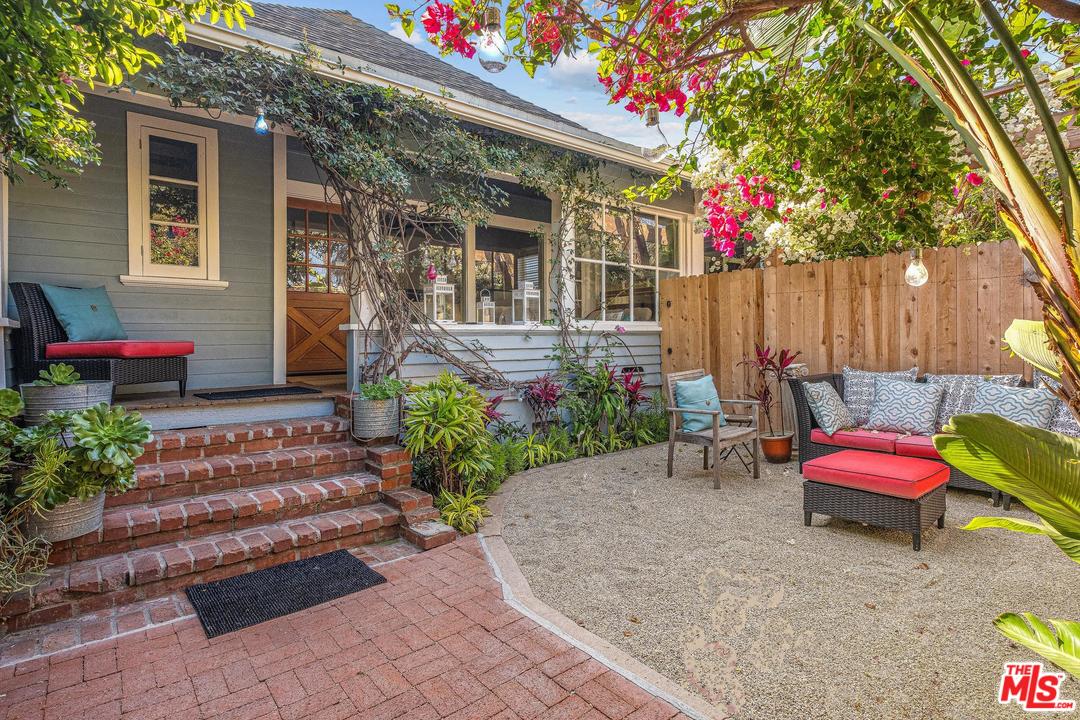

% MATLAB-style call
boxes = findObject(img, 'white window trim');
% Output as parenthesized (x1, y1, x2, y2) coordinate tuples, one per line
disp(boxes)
(571, 202, 688, 325)
(124, 112, 226, 288)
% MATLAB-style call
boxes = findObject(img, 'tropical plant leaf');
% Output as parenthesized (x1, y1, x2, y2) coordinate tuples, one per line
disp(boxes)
(964, 516, 1080, 563)
(994, 613, 1080, 679)
(934, 414, 1080, 545)
(1004, 319, 1062, 379)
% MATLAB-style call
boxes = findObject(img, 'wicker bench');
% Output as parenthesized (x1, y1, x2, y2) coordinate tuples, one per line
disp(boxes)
(10, 282, 191, 396)
(802, 449, 949, 551)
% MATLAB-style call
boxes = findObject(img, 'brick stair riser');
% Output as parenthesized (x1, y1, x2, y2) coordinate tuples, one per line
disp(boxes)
(48, 476, 384, 564)
(112, 445, 368, 507)
(4, 505, 403, 633)
(136, 418, 350, 466)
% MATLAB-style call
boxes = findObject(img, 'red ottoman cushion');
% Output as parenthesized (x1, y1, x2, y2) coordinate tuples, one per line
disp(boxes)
(46, 340, 195, 359)
(895, 435, 942, 460)
(803, 449, 949, 500)
(810, 428, 899, 453)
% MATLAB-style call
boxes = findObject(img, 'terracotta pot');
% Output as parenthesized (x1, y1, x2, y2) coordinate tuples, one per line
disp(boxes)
(760, 432, 794, 464)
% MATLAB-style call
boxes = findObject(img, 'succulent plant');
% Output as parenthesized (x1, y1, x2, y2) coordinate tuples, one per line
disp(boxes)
(31, 363, 81, 386)
(69, 403, 152, 476)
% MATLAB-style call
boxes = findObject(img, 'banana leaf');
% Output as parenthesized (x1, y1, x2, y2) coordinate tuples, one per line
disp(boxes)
(933, 414, 1080, 549)
(994, 613, 1080, 678)
(964, 516, 1080, 563)
(1003, 319, 1062, 379)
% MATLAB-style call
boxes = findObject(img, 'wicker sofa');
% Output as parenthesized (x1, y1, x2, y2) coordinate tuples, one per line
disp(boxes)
(10, 282, 191, 396)
(788, 373, 1008, 507)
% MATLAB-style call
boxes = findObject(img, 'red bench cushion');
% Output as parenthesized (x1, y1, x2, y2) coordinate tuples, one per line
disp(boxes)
(803, 449, 949, 500)
(810, 428, 899, 453)
(46, 340, 195, 359)
(895, 434, 942, 460)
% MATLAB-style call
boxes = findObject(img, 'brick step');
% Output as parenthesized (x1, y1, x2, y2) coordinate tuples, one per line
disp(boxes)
(49, 472, 386, 564)
(112, 442, 368, 507)
(5, 503, 407, 634)
(136, 416, 351, 466)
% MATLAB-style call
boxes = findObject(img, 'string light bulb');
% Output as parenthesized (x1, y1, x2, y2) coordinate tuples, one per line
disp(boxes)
(905, 248, 929, 287)
(253, 107, 270, 135)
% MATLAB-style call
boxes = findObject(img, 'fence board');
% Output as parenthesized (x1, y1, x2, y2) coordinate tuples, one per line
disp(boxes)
(660, 241, 1042, 400)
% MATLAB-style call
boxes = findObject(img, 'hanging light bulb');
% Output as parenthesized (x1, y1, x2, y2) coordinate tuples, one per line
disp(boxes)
(477, 5, 507, 72)
(426, 263, 438, 281)
(253, 107, 270, 135)
(905, 248, 929, 287)
(645, 107, 660, 127)
(482, 6, 501, 36)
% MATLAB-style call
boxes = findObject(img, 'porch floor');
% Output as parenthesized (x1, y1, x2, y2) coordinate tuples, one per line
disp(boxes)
(0, 536, 686, 720)
(117, 383, 337, 411)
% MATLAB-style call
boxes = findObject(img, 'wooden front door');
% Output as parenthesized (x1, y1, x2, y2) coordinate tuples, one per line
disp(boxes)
(286, 200, 351, 375)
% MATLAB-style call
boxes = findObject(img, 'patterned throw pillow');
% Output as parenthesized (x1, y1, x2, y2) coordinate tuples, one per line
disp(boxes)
(842, 366, 918, 425)
(1033, 370, 1080, 437)
(924, 373, 1023, 431)
(802, 382, 854, 436)
(865, 378, 944, 435)
(970, 381, 1057, 429)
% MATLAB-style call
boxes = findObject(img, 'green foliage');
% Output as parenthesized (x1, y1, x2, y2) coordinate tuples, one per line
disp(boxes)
(994, 613, 1080, 679)
(437, 481, 491, 534)
(31, 363, 80, 386)
(0, 0, 252, 186)
(0, 519, 47, 596)
(541, 425, 577, 464)
(403, 372, 492, 493)
(70, 403, 153, 479)
(517, 433, 550, 470)
(356, 377, 408, 401)
(0, 389, 24, 419)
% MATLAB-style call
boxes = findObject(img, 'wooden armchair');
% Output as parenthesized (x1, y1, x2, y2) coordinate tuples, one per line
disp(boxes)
(664, 369, 761, 488)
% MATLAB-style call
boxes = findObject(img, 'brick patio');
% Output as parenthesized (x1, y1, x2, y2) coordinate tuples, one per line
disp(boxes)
(0, 536, 688, 720)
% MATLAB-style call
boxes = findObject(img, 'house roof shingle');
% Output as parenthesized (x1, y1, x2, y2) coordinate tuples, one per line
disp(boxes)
(245, 3, 588, 132)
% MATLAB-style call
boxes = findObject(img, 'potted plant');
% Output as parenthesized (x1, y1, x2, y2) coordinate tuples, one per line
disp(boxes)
(1, 391, 152, 542)
(20, 363, 113, 426)
(352, 377, 408, 440)
(740, 345, 802, 464)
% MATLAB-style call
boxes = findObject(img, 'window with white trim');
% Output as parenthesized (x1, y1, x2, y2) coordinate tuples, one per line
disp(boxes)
(125, 113, 221, 285)
(575, 205, 680, 322)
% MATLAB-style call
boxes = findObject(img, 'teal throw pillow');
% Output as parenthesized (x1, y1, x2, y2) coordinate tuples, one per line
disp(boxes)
(674, 375, 725, 432)
(802, 381, 853, 436)
(40, 285, 127, 342)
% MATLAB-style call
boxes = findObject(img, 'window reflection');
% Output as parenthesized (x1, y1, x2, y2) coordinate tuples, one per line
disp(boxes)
(474, 226, 542, 324)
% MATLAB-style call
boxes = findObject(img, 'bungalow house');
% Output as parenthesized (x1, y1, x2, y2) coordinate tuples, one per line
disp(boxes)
(0, 3, 703, 426)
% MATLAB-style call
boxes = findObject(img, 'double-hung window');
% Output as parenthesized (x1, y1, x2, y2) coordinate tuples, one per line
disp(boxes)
(575, 205, 680, 322)
(125, 113, 223, 287)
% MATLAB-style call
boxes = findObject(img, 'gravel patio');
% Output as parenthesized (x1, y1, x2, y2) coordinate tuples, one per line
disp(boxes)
(498, 443, 1078, 720)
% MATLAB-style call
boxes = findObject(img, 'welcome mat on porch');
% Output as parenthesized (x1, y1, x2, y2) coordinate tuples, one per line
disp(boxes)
(193, 385, 323, 401)
(185, 550, 386, 638)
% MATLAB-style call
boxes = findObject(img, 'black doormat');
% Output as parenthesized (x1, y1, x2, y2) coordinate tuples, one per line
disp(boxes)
(185, 550, 386, 638)
(193, 385, 323, 401)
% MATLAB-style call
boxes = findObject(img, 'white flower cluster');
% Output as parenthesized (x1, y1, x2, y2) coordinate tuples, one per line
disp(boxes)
(755, 198, 861, 264)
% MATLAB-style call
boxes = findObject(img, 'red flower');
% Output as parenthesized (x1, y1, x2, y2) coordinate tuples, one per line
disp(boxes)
(966, 171, 984, 186)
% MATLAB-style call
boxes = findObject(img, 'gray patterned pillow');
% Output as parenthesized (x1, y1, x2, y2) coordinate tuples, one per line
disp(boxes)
(971, 381, 1056, 429)
(842, 366, 918, 425)
(803, 382, 854, 436)
(924, 373, 1023, 431)
(1033, 370, 1080, 437)
(865, 378, 944, 435)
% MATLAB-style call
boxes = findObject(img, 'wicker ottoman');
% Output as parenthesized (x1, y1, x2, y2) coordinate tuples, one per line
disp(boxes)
(802, 449, 949, 551)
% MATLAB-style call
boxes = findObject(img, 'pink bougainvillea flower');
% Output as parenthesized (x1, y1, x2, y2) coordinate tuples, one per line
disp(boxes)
(614, 325, 626, 334)
(881, 190, 891, 199)
(743, 231, 753, 241)
(953, 186, 960, 196)
(738, 211, 748, 222)
(882, 168, 889, 175)
(961, 58, 972, 66)
(817, 187, 826, 193)
(819, 201, 827, 209)
(792, 160, 801, 171)
(1021, 49, 1031, 58)
(902, 74, 919, 86)
(966, 171, 984, 186)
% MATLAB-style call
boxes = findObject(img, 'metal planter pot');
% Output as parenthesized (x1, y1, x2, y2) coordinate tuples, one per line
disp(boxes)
(352, 397, 401, 441)
(26, 492, 106, 543)
(20, 381, 114, 425)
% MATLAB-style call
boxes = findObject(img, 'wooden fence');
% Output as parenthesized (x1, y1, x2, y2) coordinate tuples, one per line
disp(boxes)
(658, 241, 1042, 402)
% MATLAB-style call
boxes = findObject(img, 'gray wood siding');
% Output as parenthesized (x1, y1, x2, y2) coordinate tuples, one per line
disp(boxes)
(7, 95, 275, 392)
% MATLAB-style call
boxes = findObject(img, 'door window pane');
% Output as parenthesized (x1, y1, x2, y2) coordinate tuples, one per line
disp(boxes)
(330, 242, 349, 267)
(330, 269, 346, 293)
(150, 224, 200, 267)
(330, 214, 348, 238)
(287, 265, 306, 289)
(148, 136, 198, 181)
(575, 261, 602, 320)
(308, 238, 327, 265)
(287, 207, 306, 234)
(307, 211, 328, 237)
(287, 237, 305, 263)
(307, 266, 328, 292)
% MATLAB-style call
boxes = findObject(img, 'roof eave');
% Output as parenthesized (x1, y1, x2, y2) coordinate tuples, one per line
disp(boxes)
(186, 20, 680, 177)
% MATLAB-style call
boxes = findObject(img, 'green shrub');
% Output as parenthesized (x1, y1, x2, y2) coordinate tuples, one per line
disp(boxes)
(403, 372, 491, 493)
(542, 425, 577, 463)
(437, 481, 491, 534)
(518, 433, 550, 469)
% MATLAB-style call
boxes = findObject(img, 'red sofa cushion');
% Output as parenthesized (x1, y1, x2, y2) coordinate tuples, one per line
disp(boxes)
(46, 340, 195, 359)
(895, 435, 942, 460)
(803, 449, 949, 500)
(810, 428, 899, 453)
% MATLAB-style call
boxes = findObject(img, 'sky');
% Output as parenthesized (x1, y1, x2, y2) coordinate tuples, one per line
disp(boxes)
(276, 1, 671, 149)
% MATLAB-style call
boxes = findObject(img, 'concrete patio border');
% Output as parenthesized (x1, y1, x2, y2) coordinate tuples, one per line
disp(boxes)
(481, 471, 726, 720)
